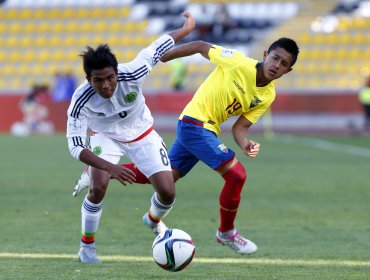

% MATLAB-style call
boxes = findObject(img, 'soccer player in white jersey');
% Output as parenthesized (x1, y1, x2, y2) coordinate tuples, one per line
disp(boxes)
(66, 11, 195, 263)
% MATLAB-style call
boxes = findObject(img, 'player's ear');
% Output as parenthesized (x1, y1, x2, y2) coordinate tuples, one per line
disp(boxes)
(262, 50, 268, 62)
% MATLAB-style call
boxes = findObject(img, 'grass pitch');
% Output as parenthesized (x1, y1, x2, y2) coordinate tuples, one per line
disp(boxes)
(0, 133, 369, 279)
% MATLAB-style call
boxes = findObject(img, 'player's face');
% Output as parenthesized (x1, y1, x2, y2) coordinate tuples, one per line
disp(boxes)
(88, 67, 118, 99)
(262, 47, 293, 81)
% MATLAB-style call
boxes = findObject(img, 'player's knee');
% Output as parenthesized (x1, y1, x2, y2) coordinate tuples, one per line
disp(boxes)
(224, 162, 247, 185)
(89, 181, 108, 203)
(88, 188, 105, 203)
(157, 185, 176, 205)
(235, 163, 247, 184)
(155, 179, 176, 205)
(172, 169, 182, 182)
(150, 172, 176, 204)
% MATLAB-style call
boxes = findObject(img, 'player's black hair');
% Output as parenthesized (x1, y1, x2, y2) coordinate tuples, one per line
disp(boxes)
(80, 44, 118, 78)
(267, 38, 299, 67)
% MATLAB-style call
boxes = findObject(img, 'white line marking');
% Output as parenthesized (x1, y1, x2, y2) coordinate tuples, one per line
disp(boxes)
(0, 253, 369, 267)
(273, 134, 370, 158)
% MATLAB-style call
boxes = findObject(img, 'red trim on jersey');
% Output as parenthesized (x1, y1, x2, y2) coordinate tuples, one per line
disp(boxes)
(121, 126, 154, 143)
(91, 126, 153, 143)
(182, 116, 204, 127)
(216, 154, 235, 170)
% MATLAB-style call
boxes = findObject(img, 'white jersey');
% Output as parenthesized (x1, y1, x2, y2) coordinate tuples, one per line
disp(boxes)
(66, 34, 174, 160)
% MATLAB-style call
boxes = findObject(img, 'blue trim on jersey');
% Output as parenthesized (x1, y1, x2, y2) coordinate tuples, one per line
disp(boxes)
(153, 39, 173, 65)
(117, 65, 149, 81)
(72, 136, 84, 148)
(70, 86, 95, 118)
(169, 120, 235, 177)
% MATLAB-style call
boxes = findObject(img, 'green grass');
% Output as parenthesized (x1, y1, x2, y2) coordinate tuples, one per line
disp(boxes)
(0, 133, 369, 279)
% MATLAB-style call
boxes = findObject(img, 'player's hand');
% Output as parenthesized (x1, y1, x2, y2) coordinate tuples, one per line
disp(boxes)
(109, 164, 136, 186)
(244, 140, 260, 158)
(181, 11, 195, 33)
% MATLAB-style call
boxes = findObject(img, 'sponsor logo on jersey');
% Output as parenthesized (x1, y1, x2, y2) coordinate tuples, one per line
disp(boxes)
(220, 48, 234, 58)
(207, 120, 215, 125)
(233, 80, 246, 94)
(70, 118, 81, 129)
(218, 143, 229, 153)
(125, 91, 137, 103)
(249, 96, 262, 108)
(93, 146, 102, 156)
(97, 112, 106, 117)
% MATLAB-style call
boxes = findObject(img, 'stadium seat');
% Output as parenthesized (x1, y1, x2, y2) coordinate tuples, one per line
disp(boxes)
(0, 2, 140, 92)
(0, 0, 368, 93)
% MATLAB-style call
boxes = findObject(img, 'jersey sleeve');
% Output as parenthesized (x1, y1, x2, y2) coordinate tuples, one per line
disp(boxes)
(66, 101, 89, 160)
(133, 34, 175, 69)
(119, 34, 175, 83)
(209, 45, 244, 69)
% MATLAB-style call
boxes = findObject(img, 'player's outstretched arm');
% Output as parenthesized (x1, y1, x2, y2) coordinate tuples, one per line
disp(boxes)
(167, 11, 195, 43)
(160, 40, 213, 63)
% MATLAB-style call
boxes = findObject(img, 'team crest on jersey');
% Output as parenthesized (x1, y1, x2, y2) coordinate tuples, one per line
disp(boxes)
(249, 96, 262, 108)
(125, 91, 137, 103)
(218, 144, 229, 153)
(220, 48, 234, 58)
(93, 146, 102, 156)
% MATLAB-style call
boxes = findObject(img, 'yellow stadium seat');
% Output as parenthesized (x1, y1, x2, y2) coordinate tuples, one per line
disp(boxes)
(4, 8, 18, 19)
(36, 21, 48, 32)
(75, 8, 89, 18)
(79, 21, 92, 32)
(47, 8, 60, 19)
(65, 21, 79, 33)
(18, 8, 33, 19)
(60, 8, 75, 19)
(33, 9, 47, 19)
(94, 20, 107, 32)
(18, 65, 29, 75)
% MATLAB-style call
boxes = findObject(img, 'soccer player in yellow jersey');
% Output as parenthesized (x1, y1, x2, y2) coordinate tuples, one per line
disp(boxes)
(157, 39, 299, 254)
(74, 37, 299, 255)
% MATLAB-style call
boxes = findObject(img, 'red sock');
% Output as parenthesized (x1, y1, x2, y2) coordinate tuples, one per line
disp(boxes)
(219, 161, 246, 232)
(121, 163, 150, 184)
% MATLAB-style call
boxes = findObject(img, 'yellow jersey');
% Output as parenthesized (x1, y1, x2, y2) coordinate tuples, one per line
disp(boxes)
(179, 45, 276, 135)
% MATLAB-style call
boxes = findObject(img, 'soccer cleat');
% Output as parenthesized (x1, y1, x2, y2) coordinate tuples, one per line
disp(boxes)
(78, 246, 101, 263)
(143, 212, 168, 236)
(72, 167, 90, 197)
(216, 229, 257, 255)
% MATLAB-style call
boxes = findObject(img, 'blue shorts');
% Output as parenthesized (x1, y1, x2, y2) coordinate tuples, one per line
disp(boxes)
(169, 116, 235, 177)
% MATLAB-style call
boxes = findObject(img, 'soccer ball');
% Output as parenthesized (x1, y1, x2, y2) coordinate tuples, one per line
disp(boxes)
(152, 228, 195, 272)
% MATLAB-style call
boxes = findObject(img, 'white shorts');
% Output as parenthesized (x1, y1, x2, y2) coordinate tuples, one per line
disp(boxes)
(88, 130, 171, 178)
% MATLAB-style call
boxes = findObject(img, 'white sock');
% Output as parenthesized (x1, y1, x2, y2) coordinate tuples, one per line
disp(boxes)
(81, 196, 103, 243)
(148, 192, 174, 221)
